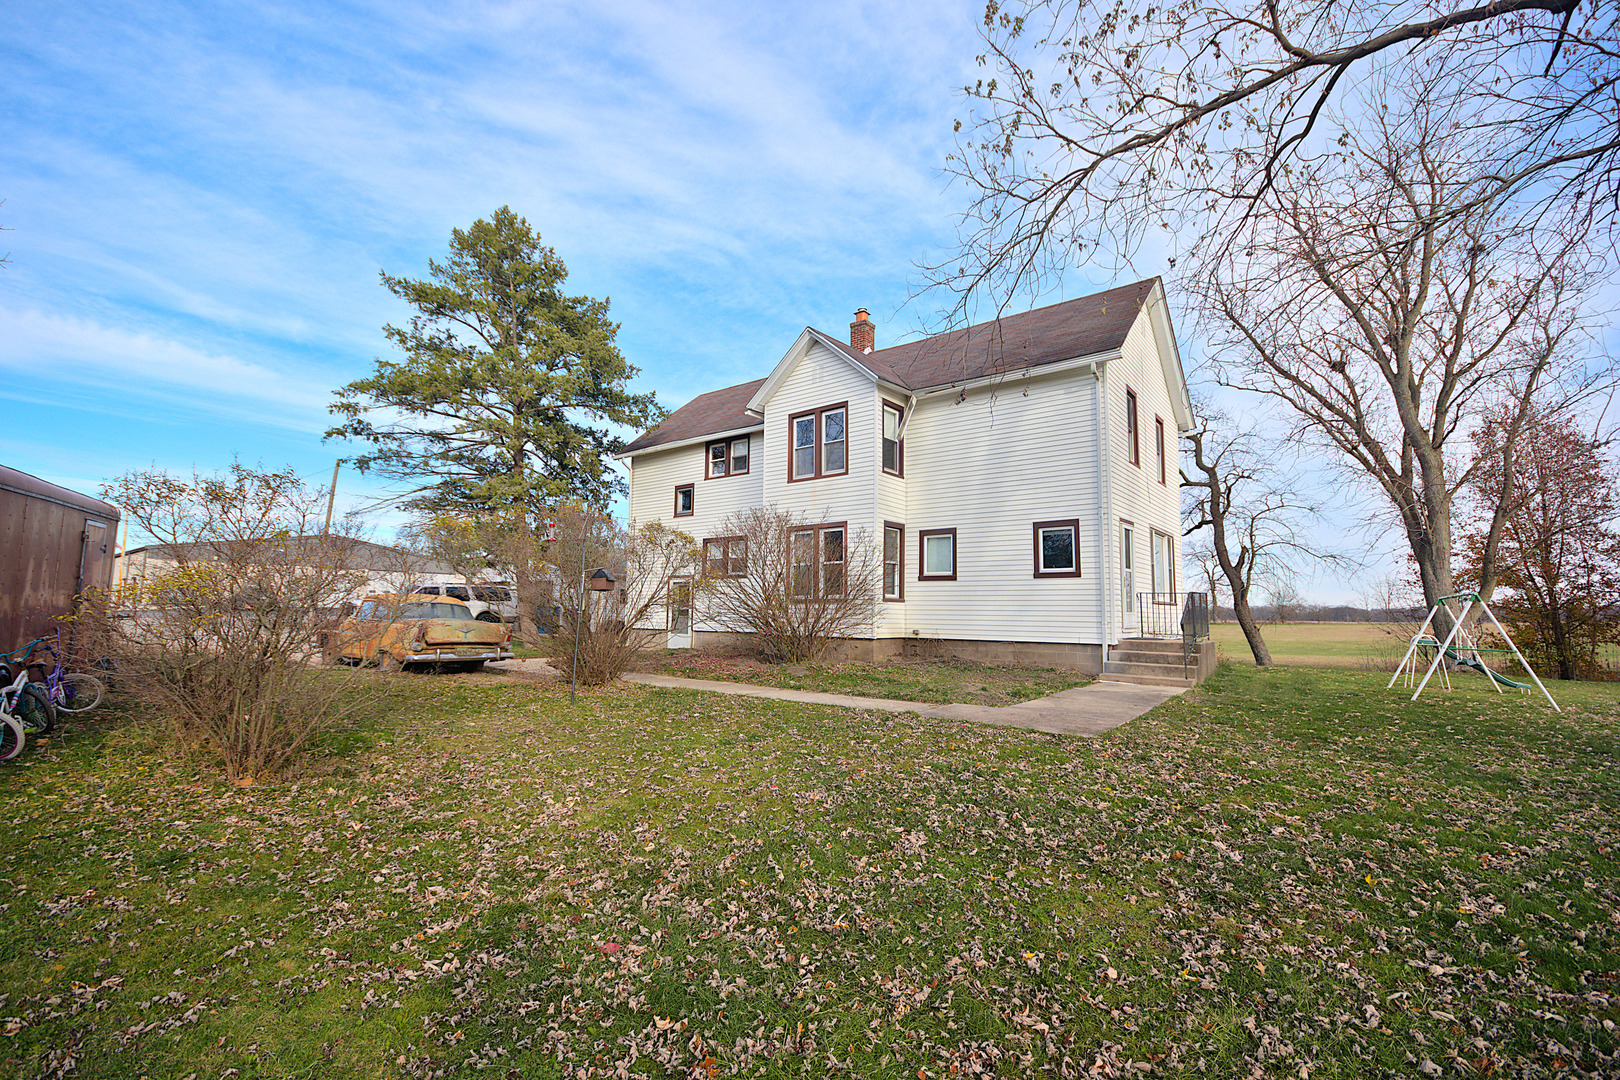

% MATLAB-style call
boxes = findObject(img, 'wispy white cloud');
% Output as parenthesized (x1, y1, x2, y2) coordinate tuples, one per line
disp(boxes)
(0, 308, 330, 420)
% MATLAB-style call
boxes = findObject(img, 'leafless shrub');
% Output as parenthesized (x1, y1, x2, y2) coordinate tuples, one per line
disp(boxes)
(700, 506, 881, 664)
(543, 509, 699, 686)
(90, 465, 387, 782)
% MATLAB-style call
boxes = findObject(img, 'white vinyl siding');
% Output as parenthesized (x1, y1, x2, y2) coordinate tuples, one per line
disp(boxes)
(764, 343, 879, 632)
(626, 434, 764, 630)
(902, 366, 1103, 643)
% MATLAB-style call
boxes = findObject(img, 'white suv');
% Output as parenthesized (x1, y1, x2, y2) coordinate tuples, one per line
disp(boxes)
(409, 582, 518, 624)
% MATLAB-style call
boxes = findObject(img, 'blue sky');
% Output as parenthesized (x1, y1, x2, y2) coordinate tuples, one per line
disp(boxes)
(3, 0, 1510, 604)
(2, 0, 1009, 512)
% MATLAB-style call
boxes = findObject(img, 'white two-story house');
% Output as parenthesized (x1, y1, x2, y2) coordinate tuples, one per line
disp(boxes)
(618, 278, 1195, 672)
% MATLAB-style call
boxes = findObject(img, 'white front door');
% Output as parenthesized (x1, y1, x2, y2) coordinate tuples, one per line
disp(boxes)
(1120, 525, 1138, 636)
(666, 580, 692, 649)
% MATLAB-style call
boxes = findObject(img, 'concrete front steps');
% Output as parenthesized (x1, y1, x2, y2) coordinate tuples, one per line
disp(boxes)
(1101, 637, 1217, 687)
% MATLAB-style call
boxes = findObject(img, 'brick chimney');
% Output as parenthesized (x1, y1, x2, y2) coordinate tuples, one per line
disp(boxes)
(849, 308, 875, 354)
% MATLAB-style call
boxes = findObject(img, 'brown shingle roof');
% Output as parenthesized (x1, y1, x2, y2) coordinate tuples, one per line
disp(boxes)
(621, 378, 766, 454)
(621, 281, 1159, 455)
(837, 279, 1157, 390)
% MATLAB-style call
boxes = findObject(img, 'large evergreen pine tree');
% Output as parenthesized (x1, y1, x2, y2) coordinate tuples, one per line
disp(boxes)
(327, 207, 663, 517)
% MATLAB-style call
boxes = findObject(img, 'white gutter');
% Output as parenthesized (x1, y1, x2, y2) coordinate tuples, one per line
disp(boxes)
(912, 348, 1123, 400)
(894, 392, 918, 440)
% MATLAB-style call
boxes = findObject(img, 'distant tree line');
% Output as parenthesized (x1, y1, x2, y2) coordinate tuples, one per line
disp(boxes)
(1209, 604, 1431, 625)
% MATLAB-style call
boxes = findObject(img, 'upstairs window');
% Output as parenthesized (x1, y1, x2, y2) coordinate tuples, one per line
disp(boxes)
(882, 400, 904, 476)
(707, 435, 749, 478)
(822, 408, 845, 474)
(673, 484, 694, 517)
(1126, 388, 1140, 466)
(789, 403, 849, 481)
(1155, 417, 1166, 484)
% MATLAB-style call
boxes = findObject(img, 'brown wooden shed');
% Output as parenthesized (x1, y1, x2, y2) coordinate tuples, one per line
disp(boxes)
(0, 465, 120, 654)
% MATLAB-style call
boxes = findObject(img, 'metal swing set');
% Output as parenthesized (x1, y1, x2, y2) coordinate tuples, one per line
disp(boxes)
(1388, 592, 1560, 712)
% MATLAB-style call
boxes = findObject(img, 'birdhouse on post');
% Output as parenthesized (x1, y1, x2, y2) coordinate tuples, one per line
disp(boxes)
(587, 568, 617, 592)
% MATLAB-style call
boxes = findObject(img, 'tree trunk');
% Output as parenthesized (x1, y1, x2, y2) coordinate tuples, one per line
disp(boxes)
(1231, 592, 1273, 666)
(1213, 528, 1271, 666)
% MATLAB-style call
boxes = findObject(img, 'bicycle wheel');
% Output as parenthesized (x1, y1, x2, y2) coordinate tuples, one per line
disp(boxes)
(0, 713, 23, 760)
(54, 673, 104, 713)
(18, 684, 54, 736)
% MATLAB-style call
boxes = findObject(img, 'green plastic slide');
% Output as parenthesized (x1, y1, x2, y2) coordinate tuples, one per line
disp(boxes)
(1445, 648, 1531, 690)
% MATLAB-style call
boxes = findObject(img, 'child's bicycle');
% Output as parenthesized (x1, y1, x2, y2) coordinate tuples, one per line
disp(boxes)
(0, 631, 104, 716)
(0, 661, 53, 760)
(30, 630, 104, 714)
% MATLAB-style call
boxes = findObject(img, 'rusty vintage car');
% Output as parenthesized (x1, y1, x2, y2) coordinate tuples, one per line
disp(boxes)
(320, 594, 515, 672)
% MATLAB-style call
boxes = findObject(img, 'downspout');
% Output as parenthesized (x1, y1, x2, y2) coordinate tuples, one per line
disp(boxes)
(894, 392, 918, 439)
(1095, 363, 1111, 667)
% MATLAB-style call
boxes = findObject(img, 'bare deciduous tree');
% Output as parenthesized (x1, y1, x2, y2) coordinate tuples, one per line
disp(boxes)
(700, 507, 882, 664)
(1202, 102, 1601, 630)
(939, 0, 1615, 304)
(544, 508, 700, 686)
(1266, 579, 1305, 625)
(1182, 411, 1335, 663)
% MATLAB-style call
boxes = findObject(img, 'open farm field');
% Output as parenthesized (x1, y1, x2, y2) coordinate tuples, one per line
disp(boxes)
(0, 665, 1615, 1078)
(1212, 622, 1412, 668)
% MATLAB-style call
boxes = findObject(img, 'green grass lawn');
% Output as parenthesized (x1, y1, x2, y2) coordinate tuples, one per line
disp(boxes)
(1, 666, 1616, 1078)
(640, 653, 1093, 705)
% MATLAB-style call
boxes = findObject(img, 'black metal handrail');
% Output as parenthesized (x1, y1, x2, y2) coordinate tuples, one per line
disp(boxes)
(1134, 591, 1210, 679)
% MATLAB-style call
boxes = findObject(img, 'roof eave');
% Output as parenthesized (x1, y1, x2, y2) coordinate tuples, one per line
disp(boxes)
(1143, 280, 1196, 431)
(614, 422, 766, 461)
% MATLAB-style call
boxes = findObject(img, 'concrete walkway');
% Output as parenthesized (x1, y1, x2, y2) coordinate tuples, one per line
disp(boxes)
(619, 672, 1185, 737)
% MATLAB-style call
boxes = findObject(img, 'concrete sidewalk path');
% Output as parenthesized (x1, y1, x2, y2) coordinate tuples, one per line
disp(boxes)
(620, 672, 1184, 737)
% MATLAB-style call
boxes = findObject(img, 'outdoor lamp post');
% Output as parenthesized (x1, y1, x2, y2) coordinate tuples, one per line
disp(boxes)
(570, 566, 618, 704)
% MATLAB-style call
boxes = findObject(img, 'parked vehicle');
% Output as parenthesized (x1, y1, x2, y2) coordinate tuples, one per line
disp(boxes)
(408, 582, 517, 623)
(318, 594, 514, 672)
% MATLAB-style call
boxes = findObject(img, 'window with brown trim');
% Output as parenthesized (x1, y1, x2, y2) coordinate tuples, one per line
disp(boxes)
(1151, 529, 1174, 598)
(788, 522, 846, 598)
(917, 527, 957, 581)
(703, 536, 747, 577)
(882, 521, 904, 601)
(706, 435, 750, 479)
(789, 402, 848, 481)
(1032, 519, 1082, 578)
(1155, 417, 1166, 484)
(1126, 388, 1140, 466)
(673, 484, 694, 517)
(881, 400, 904, 476)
